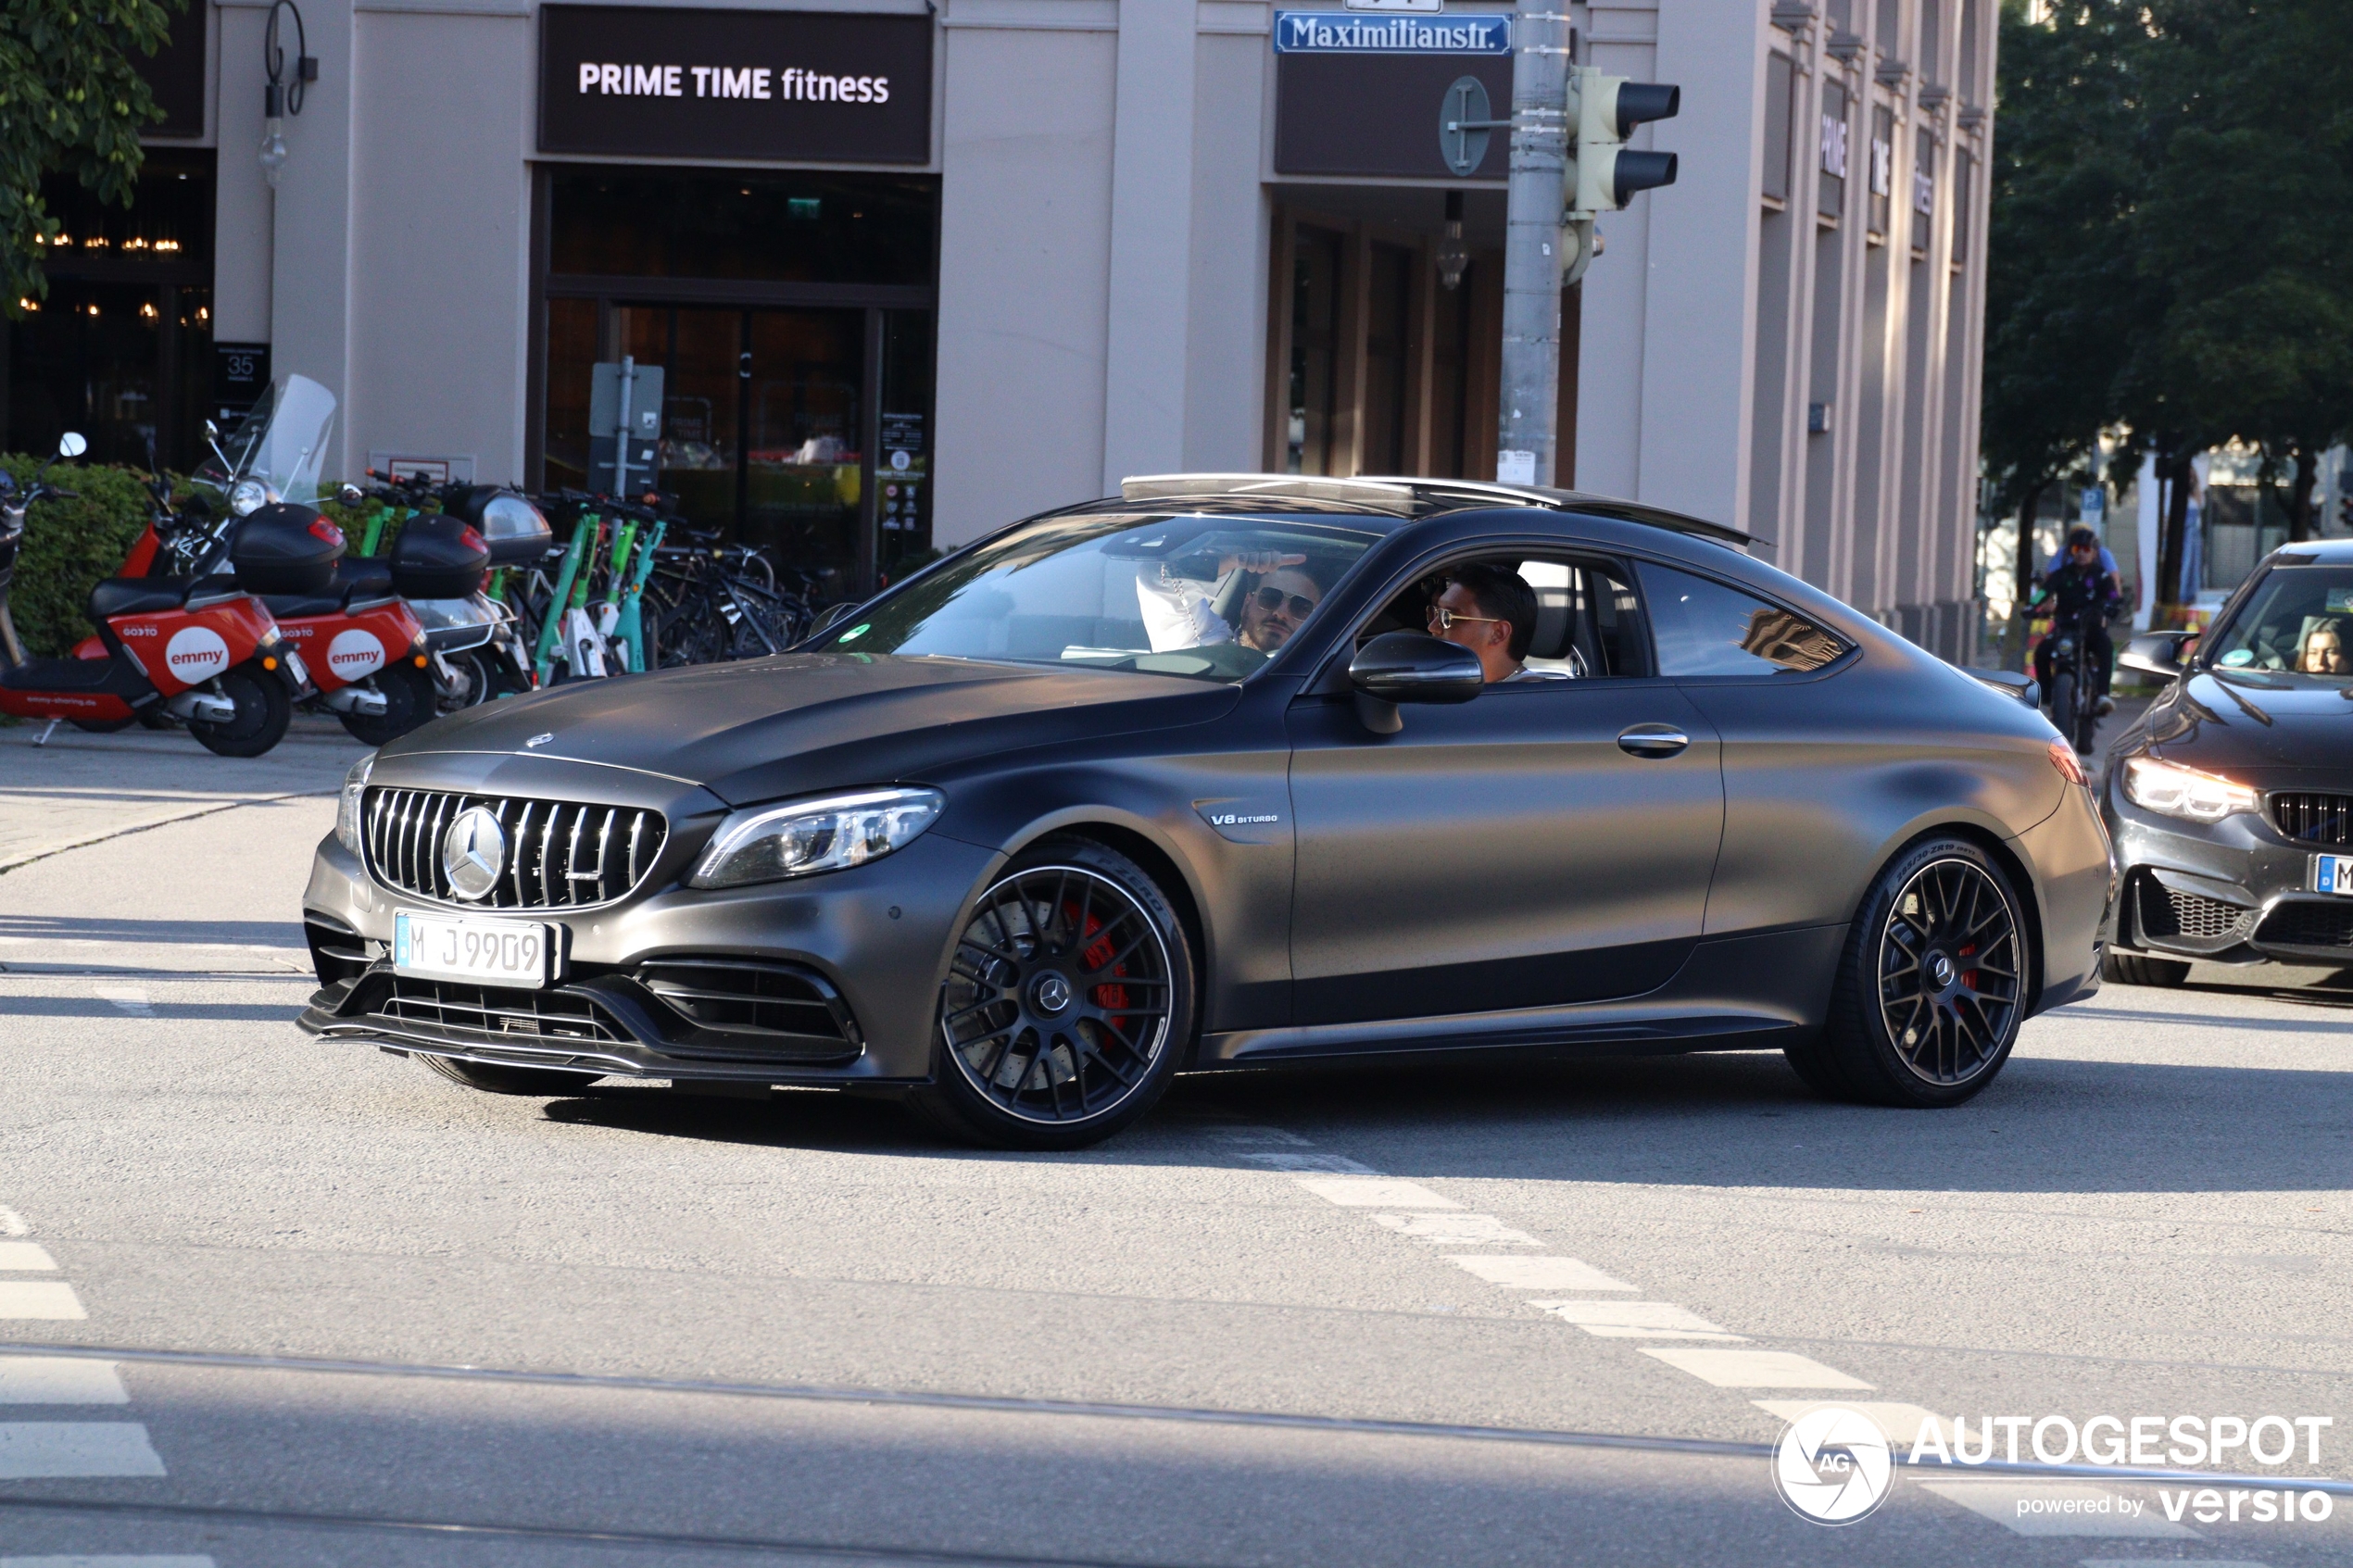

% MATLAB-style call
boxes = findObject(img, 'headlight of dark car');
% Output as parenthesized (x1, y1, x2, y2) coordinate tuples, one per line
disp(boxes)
(2119, 755, 2258, 823)
(690, 786, 945, 888)
(335, 754, 373, 854)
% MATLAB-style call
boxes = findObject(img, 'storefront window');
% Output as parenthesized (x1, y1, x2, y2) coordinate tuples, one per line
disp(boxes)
(5, 150, 214, 470)
(1287, 229, 1342, 475)
(548, 169, 935, 285)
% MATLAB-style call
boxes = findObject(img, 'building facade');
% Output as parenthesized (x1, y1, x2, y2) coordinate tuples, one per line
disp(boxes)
(4, 0, 1994, 652)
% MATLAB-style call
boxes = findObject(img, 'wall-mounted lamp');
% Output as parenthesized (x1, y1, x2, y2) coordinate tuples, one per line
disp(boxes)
(260, 0, 316, 188)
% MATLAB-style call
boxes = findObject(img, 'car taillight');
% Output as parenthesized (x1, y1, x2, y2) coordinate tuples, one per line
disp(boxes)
(2048, 739, 2089, 787)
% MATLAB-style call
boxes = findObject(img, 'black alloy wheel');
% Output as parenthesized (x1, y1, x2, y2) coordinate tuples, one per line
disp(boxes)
(1797, 835, 2028, 1108)
(339, 660, 436, 746)
(188, 662, 292, 758)
(914, 838, 1194, 1149)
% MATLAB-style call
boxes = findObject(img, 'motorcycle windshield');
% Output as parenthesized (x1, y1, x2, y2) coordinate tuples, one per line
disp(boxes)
(196, 375, 338, 505)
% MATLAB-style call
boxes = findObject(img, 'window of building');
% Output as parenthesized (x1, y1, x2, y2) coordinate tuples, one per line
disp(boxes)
(1286, 228, 1344, 476)
(1951, 150, 1975, 264)
(1869, 106, 1895, 240)
(1920, 0, 1944, 85)
(1636, 563, 1848, 676)
(1958, 0, 1982, 104)
(1819, 82, 1850, 220)
(1876, 0, 1902, 56)
(1764, 53, 1795, 206)
(1912, 130, 1937, 257)
(1360, 243, 1412, 474)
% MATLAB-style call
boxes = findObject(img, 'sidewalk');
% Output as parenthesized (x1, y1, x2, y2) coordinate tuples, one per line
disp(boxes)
(0, 714, 365, 874)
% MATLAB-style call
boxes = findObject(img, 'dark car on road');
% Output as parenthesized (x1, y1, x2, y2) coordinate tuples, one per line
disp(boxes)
(2101, 536, 2353, 988)
(298, 476, 2109, 1147)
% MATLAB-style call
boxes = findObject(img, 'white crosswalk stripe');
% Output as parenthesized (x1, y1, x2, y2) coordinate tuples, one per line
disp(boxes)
(1637, 1347, 1873, 1388)
(0, 1558, 219, 1567)
(0, 1282, 84, 1320)
(0, 1423, 168, 1478)
(0, 1358, 130, 1405)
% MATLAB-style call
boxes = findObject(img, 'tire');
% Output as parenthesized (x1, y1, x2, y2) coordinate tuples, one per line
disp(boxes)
(188, 663, 292, 758)
(1780, 1031, 1856, 1098)
(338, 661, 437, 746)
(2049, 671, 2077, 750)
(2104, 949, 2190, 987)
(910, 836, 1197, 1150)
(1816, 835, 2029, 1108)
(421, 1053, 601, 1096)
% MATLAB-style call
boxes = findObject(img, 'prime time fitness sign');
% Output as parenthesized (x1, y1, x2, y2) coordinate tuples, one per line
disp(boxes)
(538, 6, 932, 164)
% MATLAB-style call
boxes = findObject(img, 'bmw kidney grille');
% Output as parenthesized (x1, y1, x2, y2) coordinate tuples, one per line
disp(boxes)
(364, 788, 668, 909)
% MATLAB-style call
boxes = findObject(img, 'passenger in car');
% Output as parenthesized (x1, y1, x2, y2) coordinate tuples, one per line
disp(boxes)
(1137, 549, 1327, 655)
(1427, 562, 1569, 683)
(2298, 619, 2347, 676)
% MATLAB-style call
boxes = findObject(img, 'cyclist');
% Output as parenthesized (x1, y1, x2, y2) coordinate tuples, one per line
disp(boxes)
(2029, 526, 2122, 717)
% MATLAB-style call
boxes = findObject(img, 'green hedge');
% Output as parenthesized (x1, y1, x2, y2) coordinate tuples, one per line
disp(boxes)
(0, 457, 162, 659)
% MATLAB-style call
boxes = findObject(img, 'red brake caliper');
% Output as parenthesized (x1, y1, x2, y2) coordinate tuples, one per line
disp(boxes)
(1074, 906, 1130, 1015)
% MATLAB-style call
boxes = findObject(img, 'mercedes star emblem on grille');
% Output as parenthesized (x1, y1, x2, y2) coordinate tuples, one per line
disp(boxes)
(440, 807, 508, 901)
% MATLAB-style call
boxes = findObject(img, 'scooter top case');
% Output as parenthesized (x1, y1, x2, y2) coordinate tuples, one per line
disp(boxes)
(388, 514, 492, 597)
(232, 503, 344, 595)
(447, 487, 555, 567)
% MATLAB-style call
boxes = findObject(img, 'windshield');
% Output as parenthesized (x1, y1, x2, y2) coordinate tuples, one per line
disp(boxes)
(2204, 564, 2353, 682)
(195, 374, 337, 505)
(825, 511, 1381, 682)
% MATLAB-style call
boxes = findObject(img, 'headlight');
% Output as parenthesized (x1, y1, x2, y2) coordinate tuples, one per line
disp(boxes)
(335, 755, 373, 854)
(690, 786, 944, 888)
(229, 478, 272, 517)
(2120, 755, 2257, 822)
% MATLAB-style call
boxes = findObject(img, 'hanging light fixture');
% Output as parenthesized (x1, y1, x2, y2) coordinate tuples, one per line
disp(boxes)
(260, 1, 316, 189)
(1435, 190, 1469, 291)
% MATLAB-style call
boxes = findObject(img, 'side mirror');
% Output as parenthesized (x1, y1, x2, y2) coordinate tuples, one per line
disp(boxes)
(57, 432, 87, 459)
(338, 483, 364, 505)
(2120, 631, 2192, 682)
(205, 419, 220, 439)
(1348, 631, 1485, 734)
(1962, 667, 2041, 709)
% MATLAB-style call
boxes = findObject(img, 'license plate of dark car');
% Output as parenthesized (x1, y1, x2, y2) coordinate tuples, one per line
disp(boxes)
(2314, 855, 2353, 897)
(393, 911, 552, 986)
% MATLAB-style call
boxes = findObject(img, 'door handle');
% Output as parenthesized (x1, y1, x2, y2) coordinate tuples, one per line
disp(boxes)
(1617, 724, 1690, 758)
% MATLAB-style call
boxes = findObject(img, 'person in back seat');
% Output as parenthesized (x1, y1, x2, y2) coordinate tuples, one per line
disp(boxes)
(1426, 562, 1568, 683)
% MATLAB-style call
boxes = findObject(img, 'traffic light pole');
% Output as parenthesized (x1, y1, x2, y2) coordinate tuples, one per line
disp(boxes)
(1496, 0, 1572, 488)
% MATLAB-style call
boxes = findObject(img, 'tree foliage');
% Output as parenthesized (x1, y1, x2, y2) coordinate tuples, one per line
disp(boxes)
(1985, 0, 2353, 600)
(0, 0, 177, 317)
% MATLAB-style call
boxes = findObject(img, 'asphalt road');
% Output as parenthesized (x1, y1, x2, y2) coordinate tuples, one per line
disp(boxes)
(1, 723, 2348, 1567)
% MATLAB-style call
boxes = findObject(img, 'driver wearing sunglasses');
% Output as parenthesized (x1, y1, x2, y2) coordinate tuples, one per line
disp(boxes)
(1427, 563, 1565, 683)
(1138, 546, 1326, 655)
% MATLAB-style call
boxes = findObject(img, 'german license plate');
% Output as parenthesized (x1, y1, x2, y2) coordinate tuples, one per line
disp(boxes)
(2314, 855, 2353, 897)
(392, 910, 553, 987)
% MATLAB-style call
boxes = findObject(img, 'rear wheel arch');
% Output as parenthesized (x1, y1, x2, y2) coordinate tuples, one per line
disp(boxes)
(1853, 820, 2046, 1012)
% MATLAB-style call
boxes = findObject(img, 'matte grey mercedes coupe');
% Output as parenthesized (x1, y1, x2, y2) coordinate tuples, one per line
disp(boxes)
(298, 476, 2110, 1148)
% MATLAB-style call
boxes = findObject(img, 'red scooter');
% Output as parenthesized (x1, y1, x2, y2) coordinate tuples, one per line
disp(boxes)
(0, 434, 313, 756)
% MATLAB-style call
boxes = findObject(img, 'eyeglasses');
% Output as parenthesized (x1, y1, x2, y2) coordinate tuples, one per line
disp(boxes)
(1253, 585, 1317, 619)
(1428, 606, 1503, 633)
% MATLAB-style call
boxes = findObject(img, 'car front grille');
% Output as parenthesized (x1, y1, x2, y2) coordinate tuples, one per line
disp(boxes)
(368, 975, 630, 1044)
(364, 788, 667, 909)
(2255, 901, 2353, 950)
(2135, 875, 2251, 943)
(635, 959, 859, 1047)
(2270, 792, 2353, 847)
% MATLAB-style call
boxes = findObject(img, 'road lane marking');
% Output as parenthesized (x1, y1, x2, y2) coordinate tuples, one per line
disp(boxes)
(1370, 1213, 1541, 1244)
(0, 1424, 167, 1478)
(1530, 1300, 1746, 1339)
(0, 1244, 57, 1272)
(1752, 1399, 1943, 1445)
(1444, 1255, 1635, 1291)
(1200, 1125, 1314, 1147)
(1920, 1482, 2197, 1538)
(0, 1284, 84, 1321)
(92, 986, 153, 1017)
(0, 1359, 128, 1405)
(1293, 1176, 1459, 1209)
(1239, 1152, 1380, 1174)
(0, 1559, 218, 1567)
(2080, 1562, 2265, 1567)
(0, 1210, 25, 1237)
(1635, 1348, 1873, 1388)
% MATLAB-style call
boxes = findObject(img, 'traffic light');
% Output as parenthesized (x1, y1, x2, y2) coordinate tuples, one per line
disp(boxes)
(1567, 69, 1681, 215)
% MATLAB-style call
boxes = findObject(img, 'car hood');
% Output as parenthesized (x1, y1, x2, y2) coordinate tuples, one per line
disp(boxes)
(2134, 670, 2353, 784)
(387, 653, 1240, 805)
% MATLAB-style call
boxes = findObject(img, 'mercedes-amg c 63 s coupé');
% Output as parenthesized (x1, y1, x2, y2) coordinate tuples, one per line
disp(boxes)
(299, 476, 2110, 1148)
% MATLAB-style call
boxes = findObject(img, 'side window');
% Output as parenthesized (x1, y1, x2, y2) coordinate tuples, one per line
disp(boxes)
(1359, 553, 1653, 679)
(1636, 561, 1847, 677)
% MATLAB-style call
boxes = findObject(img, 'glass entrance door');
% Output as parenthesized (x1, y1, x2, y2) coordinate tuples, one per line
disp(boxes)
(612, 305, 864, 585)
